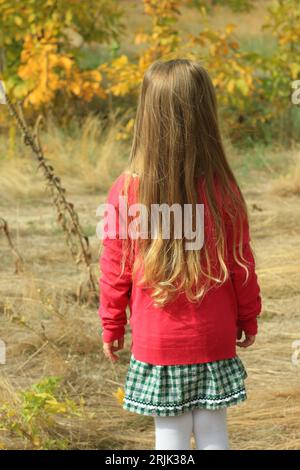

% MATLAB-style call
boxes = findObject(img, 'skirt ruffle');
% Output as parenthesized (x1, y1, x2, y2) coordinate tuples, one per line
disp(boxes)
(123, 354, 248, 416)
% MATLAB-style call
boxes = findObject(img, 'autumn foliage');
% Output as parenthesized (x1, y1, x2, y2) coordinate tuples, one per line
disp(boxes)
(0, 0, 299, 143)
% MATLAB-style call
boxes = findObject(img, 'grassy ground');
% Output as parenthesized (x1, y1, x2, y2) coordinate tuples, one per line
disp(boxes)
(0, 115, 300, 448)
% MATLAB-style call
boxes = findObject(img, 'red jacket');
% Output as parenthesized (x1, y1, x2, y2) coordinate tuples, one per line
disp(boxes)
(98, 172, 262, 365)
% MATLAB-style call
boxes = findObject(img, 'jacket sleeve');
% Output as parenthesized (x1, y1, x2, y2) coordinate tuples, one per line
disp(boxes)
(225, 204, 262, 336)
(98, 175, 132, 343)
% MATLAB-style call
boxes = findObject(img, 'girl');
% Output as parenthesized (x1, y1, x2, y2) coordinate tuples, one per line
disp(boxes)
(98, 59, 262, 450)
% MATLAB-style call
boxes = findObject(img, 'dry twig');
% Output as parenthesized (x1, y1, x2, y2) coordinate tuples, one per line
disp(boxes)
(0, 216, 24, 274)
(3, 93, 98, 305)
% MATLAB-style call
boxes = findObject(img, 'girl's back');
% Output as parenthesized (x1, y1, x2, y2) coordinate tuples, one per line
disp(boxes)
(99, 169, 261, 365)
(98, 59, 262, 450)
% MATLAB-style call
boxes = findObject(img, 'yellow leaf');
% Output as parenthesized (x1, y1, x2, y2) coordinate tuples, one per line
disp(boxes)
(225, 23, 236, 35)
(236, 78, 249, 96)
(14, 16, 23, 26)
(135, 33, 149, 45)
(125, 118, 134, 131)
(227, 79, 235, 93)
(45, 401, 67, 413)
(113, 387, 125, 405)
(58, 56, 73, 72)
(88, 70, 102, 81)
(33, 436, 41, 447)
(290, 63, 300, 80)
(112, 55, 128, 68)
(70, 82, 81, 96)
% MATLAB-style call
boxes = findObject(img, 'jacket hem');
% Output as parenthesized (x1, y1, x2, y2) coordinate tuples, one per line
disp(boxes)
(131, 344, 237, 366)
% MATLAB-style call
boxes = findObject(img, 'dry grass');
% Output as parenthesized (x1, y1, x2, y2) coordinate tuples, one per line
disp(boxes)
(0, 128, 300, 448)
(117, 0, 273, 54)
(180, 0, 272, 37)
(0, 113, 128, 205)
(270, 152, 300, 197)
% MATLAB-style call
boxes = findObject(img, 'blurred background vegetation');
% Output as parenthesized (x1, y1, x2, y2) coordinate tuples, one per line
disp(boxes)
(1, 0, 300, 147)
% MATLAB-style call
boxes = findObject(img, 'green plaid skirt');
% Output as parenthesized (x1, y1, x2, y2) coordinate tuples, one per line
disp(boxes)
(123, 354, 248, 416)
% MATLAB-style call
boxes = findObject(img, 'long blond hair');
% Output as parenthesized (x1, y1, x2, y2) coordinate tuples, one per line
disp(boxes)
(120, 59, 250, 307)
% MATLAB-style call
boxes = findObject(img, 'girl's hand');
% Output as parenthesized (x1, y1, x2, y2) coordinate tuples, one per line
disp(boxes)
(103, 337, 124, 362)
(236, 326, 256, 348)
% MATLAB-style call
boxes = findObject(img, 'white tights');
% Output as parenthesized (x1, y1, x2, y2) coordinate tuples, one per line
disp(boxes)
(154, 408, 229, 450)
